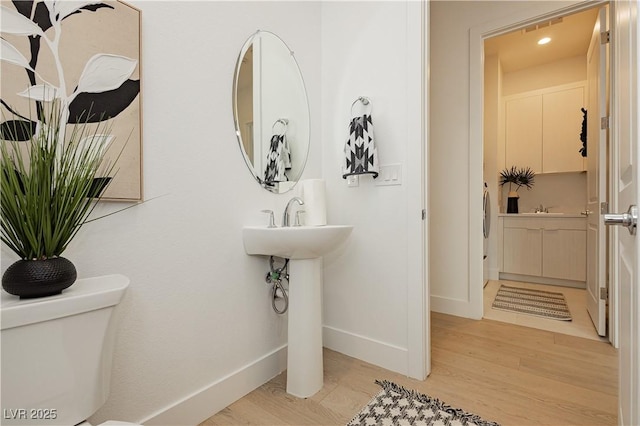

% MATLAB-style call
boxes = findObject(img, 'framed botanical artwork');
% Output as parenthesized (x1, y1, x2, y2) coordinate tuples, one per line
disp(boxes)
(1, 0, 143, 201)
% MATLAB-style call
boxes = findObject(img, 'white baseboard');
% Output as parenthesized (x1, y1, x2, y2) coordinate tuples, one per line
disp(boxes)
(322, 325, 408, 375)
(430, 295, 482, 319)
(489, 267, 500, 280)
(499, 273, 586, 289)
(140, 345, 287, 426)
(139, 327, 409, 425)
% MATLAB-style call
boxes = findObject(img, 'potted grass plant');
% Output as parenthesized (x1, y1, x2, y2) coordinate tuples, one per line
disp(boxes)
(499, 166, 535, 213)
(1, 101, 116, 298)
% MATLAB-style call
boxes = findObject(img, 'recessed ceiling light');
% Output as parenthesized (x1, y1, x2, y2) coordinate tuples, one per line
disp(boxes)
(538, 37, 551, 45)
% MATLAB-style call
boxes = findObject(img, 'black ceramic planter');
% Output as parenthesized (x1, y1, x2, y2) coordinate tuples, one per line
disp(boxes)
(507, 197, 519, 213)
(2, 257, 77, 299)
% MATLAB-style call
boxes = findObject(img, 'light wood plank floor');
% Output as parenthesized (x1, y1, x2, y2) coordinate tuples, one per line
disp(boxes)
(201, 313, 618, 426)
(483, 280, 607, 341)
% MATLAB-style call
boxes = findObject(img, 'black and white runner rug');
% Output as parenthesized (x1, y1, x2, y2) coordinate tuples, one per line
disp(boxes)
(492, 284, 572, 321)
(347, 380, 500, 426)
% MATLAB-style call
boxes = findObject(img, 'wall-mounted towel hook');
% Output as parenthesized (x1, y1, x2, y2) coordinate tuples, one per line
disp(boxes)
(351, 96, 372, 116)
(272, 118, 289, 135)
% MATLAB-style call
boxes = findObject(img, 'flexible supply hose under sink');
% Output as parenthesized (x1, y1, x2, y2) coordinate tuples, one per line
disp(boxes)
(266, 256, 289, 314)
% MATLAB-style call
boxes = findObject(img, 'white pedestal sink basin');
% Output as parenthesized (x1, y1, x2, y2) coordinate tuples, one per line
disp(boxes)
(242, 225, 353, 398)
(243, 225, 353, 259)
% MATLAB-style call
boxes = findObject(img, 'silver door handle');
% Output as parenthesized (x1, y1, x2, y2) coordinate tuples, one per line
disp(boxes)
(604, 205, 637, 235)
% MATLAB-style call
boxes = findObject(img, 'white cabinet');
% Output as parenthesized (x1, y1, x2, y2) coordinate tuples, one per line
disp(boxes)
(543, 228, 586, 281)
(542, 87, 586, 173)
(503, 227, 542, 276)
(505, 95, 542, 172)
(504, 82, 586, 174)
(500, 216, 586, 284)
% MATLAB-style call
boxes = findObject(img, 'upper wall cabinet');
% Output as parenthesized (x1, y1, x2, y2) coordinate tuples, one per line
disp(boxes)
(504, 82, 586, 174)
(505, 95, 543, 172)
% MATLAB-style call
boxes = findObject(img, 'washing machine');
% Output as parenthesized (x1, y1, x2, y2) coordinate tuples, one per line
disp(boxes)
(483, 183, 490, 286)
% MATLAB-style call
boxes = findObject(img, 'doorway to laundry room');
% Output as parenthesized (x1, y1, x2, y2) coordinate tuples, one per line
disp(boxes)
(480, 4, 612, 343)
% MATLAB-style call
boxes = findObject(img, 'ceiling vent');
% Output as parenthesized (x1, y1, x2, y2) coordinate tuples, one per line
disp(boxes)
(522, 17, 563, 34)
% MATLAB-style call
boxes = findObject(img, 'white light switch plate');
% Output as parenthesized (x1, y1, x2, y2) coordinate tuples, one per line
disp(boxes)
(375, 164, 402, 186)
(346, 175, 359, 187)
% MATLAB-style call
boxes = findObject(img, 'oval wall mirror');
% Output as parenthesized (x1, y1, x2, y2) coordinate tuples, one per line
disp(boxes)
(233, 30, 310, 194)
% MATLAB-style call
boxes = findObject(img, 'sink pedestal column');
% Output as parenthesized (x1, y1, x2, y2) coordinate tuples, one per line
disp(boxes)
(286, 257, 323, 398)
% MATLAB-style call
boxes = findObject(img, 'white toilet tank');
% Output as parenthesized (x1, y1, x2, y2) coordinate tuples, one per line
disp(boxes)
(1, 274, 130, 426)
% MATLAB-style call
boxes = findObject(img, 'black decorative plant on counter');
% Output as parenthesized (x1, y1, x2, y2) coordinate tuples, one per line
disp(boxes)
(499, 166, 535, 214)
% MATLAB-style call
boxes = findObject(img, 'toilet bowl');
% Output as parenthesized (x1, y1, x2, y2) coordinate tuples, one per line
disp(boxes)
(1, 274, 140, 426)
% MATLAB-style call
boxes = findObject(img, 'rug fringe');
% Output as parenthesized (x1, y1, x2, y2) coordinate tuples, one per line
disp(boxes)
(375, 379, 437, 405)
(373, 380, 501, 426)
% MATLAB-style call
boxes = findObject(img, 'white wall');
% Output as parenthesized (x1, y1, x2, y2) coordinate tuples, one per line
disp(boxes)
(430, 0, 584, 318)
(320, 1, 425, 376)
(484, 54, 502, 280)
(2, 1, 426, 423)
(506, 172, 587, 213)
(2, 2, 322, 424)
(502, 55, 587, 96)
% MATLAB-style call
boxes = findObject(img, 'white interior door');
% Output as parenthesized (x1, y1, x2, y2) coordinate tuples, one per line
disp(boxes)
(610, 1, 639, 424)
(586, 7, 609, 337)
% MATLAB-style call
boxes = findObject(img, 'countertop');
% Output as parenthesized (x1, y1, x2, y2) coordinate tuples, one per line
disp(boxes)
(497, 213, 586, 218)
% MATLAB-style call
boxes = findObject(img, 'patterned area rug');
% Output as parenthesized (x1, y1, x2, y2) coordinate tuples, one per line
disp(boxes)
(492, 284, 572, 321)
(347, 380, 500, 426)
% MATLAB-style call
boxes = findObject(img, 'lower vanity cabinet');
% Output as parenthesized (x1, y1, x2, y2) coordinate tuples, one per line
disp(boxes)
(542, 228, 586, 281)
(503, 227, 542, 276)
(500, 216, 586, 284)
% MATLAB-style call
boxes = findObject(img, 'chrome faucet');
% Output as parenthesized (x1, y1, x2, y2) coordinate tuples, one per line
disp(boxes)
(282, 197, 304, 227)
(534, 204, 549, 213)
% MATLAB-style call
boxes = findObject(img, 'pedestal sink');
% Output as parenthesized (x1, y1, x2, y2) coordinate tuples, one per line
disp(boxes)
(242, 225, 353, 398)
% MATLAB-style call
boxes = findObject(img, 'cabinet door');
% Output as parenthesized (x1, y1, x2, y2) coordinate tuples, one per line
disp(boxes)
(542, 87, 585, 173)
(503, 227, 542, 276)
(542, 229, 586, 281)
(505, 96, 542, 173)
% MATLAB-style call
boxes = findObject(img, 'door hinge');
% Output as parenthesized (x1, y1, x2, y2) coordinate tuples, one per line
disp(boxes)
(600, 287, 608, 300)
(601, 201, 609, 214)
(601, 30, 610, 44)
(422, 209, 426, 220)
(601, 116, 609, 130)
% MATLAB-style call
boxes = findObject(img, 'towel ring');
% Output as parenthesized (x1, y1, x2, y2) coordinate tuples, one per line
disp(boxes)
(272, 118, 288, 135)
(351, 96, 372, 116)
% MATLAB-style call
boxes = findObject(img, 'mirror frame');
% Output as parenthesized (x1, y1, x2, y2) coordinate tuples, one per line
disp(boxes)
(232, 30, 310, 194)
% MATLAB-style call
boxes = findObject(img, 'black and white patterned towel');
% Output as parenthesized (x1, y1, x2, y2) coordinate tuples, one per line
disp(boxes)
(343, 114, 379, 178)
(264, 133, 291, 183)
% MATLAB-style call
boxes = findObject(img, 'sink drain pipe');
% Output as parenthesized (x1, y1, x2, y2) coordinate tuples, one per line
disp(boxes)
(266, 256, 289, 314)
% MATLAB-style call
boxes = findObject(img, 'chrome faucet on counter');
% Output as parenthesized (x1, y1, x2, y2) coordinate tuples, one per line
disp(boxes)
(534, 204, 549, 213)
(282, 197, 305, 227)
